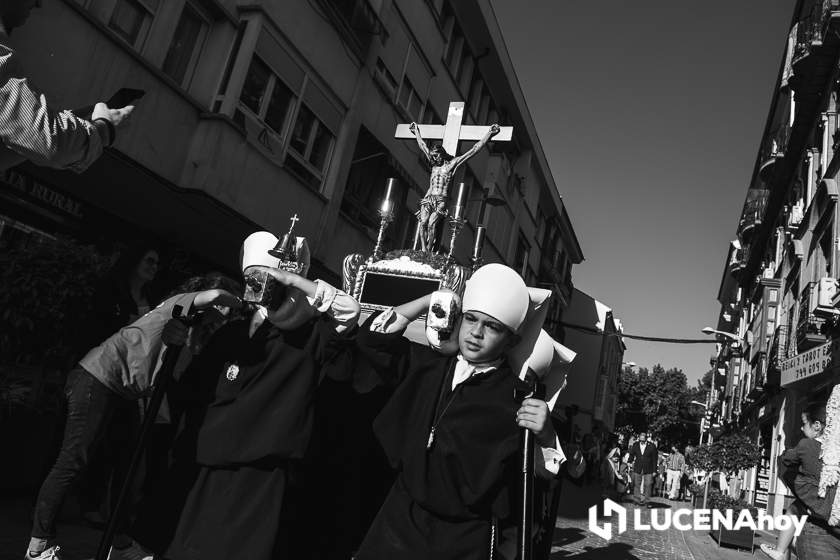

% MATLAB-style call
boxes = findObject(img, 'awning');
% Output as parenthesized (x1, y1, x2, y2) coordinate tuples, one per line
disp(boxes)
(18, 150, 261, 272)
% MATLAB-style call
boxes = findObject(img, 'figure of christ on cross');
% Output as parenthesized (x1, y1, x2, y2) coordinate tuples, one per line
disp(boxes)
(408, 121, 499, 252)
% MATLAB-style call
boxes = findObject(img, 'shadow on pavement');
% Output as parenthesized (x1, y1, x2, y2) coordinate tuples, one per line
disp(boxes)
(551, 541, 640, 559)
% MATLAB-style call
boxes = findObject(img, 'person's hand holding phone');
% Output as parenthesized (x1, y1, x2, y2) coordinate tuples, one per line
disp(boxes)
(90, 88, 144, 145)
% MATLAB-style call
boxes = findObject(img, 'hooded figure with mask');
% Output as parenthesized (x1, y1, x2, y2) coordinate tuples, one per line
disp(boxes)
(130, 231, 360, 560)
(354, 263, 570, 560)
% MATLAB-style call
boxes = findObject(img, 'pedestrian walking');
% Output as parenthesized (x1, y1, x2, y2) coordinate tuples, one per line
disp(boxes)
(666, 444, 686, 499)
(628, 432, 658, 505)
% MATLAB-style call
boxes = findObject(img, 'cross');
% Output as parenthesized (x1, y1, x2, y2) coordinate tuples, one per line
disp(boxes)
(287, 213, 300, 235)
(395, 101, 513, 156)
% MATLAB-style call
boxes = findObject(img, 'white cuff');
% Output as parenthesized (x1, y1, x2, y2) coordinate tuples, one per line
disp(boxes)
(539, 435, 566, 475)
(369, 307, 411, 334)
(306, 280, 360, 333)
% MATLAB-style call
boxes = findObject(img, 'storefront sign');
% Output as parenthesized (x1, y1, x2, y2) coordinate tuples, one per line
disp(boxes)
(780, 339, 840, 387)
(2, 169, 83, 219)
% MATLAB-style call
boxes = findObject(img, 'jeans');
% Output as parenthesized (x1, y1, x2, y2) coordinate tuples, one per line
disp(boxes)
(31, 367, 140, 539)
(632, 472, 652, 503)
(795, 520, 840, 560)
(666, 469, 681, 499)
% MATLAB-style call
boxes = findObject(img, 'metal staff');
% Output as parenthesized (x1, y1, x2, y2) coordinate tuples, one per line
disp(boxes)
(95, 306, 188, 560)
(514, 372, 542, 560)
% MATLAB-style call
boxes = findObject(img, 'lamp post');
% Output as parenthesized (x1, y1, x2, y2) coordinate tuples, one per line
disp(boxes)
(699, 327, 742, 510)
(690, 400, 709, 445)
(701, 327, 744, 345)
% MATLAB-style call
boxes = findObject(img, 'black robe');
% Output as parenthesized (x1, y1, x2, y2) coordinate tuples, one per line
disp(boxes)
(132, 314, 352, 560)
(354, 315, 521, 560)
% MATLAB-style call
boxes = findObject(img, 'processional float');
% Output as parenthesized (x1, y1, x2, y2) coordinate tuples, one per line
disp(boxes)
(342, 101, 572, 560)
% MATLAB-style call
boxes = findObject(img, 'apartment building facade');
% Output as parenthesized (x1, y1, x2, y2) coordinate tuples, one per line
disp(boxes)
(711, 0, 840, 515)
(554, 288, 625, 435)
(0, 0, 582, 329)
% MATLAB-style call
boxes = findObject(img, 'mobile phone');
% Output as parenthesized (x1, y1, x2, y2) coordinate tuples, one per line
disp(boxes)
(107, 88, 145, 108)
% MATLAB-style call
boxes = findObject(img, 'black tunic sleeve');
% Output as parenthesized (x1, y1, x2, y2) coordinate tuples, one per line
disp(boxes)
(356, 311, 414, 385)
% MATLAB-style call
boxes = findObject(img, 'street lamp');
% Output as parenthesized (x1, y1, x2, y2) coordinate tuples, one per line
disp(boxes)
(690, 400, 708, 408)
(701, 327, 744, 345)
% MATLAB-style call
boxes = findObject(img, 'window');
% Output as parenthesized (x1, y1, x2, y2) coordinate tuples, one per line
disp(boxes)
(514, 232, 530, 276)
(374, 58, 398, 99)
(238, 57, 295, 138)
(162, 3, 208, 86)
(109, 0, 158, 47)
(284, 106, 335, 190)
(218, 28, 342, 191)
(342, 127, 414, 247)
(398, 75, 423, 121)
(421, 102, 443, 125)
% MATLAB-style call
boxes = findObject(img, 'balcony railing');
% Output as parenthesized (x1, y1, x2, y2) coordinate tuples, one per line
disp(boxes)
(746, 352, 767, 401)
(728, 247, 747, 275)
(759, 123, 791, 181)
(319, 0, 383, 58)
(794, 0, 840, 63)
(766, 325, 787, 387)
(797, 282, 829, 352)
(738, 190, 769, 240)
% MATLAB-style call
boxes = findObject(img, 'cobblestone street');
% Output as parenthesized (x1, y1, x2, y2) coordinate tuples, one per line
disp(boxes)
(1, 482, 786, 560)
(550, 481, 781, 560)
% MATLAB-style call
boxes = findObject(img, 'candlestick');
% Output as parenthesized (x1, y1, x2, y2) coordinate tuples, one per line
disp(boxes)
(371, 183, 396, 262)
(385, 177, 395, 202)
(446, 213, 466, 264)
(455, 182, 466, 208)
(472, 226, 486, 271)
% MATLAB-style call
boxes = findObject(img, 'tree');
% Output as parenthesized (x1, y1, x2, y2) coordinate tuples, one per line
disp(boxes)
(688, 433, 762, 474)
(615, 363, 704, 449)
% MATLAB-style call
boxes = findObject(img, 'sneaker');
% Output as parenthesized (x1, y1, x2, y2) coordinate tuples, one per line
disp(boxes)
(25, 546, 61, 560)
(107, 541, 153, 560)
(759, 543, 786, 560)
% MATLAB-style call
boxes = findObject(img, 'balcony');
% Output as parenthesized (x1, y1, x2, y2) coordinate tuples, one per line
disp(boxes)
(727, 247, 747, 275)
(738, 189, 769, 242)
(797, 282, 829, 352)
(793, 0, 840, 64)
(746, 352, 767, 401)
(318, 0, 383, 59)
(786, 200, 805, 231)
(759, 123, 791, 182)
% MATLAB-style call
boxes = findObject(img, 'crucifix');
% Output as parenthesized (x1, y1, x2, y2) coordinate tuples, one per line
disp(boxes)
(395, 101, 513, 252)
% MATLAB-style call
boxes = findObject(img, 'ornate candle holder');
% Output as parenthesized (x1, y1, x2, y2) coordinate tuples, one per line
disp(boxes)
(371, 202, 395, 262)
(446, 206, 466, 264)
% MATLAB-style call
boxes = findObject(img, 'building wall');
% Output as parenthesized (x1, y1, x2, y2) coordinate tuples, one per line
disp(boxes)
(3, 0, 582, 308)
(711, 0, 840, 513)
(555, 288, 624, 435)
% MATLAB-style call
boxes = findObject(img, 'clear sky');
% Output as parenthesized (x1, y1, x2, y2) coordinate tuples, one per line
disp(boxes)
(490, 0, 794, 385)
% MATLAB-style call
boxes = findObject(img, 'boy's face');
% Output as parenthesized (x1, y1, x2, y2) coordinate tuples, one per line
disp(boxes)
(458, 310, 514, 363)
(801, 413, 823, 439)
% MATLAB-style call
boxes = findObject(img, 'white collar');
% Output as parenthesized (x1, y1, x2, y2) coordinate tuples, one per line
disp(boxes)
(451, 354, 502, 390)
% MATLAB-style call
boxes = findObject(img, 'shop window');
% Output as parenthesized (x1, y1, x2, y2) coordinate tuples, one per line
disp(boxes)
(162, 2, 209, 86)
(109, 0, 159, 48)
(284, 105, 335, 190)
